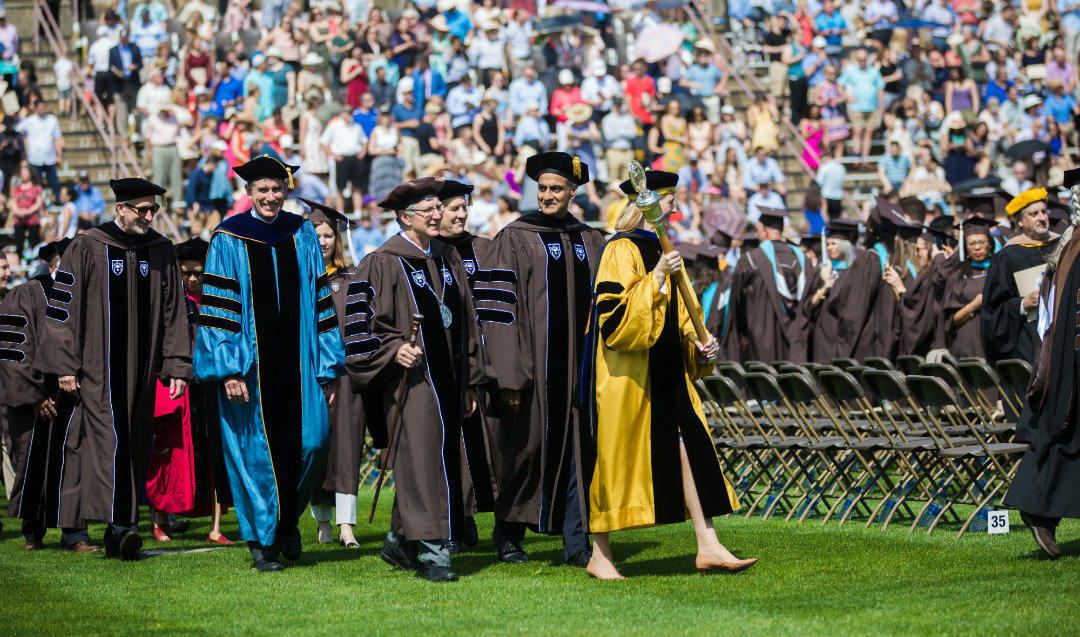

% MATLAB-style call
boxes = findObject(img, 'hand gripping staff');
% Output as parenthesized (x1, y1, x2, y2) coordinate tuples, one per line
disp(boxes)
(627, 160, 711, 350)
(368, 313, 424, 524)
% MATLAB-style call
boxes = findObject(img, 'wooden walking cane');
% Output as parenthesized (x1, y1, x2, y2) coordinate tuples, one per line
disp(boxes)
(368, 313, 424, 523)
(627, 161, 711, 348)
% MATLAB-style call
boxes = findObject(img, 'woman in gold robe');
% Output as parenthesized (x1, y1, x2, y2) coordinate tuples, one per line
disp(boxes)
(583, 171, 757, 580)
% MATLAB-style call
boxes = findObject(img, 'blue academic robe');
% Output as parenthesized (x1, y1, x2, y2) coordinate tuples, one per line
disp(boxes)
(193, 210, 345, 546)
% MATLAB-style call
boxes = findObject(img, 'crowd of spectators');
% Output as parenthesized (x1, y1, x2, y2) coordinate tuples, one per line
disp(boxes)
(4, 0, 1080, 270)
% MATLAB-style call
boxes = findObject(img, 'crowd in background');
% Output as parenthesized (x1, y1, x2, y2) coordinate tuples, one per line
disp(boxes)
(1, 0, 1080, 275)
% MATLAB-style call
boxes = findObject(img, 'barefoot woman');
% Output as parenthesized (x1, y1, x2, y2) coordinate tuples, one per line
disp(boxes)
(583, 170, 757, 579)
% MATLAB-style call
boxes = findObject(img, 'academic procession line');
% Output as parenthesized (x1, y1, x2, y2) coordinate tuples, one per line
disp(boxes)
(0, 152, 1075, 584)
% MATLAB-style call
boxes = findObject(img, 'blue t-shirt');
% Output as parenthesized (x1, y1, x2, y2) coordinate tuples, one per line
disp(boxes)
(839, 65, 884, 112)
(392, 102, 425, 137)
(685, 63, 724, 97)
(1044, 93, 1077, 124)
(214, 76, 244, 111)
(813, 11, 847, 48)
(352, 108, 378, 136)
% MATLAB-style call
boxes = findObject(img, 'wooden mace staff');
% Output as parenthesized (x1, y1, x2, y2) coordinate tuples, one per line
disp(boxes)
(627, 160, 711, 348)
(368, 313, 424, 523)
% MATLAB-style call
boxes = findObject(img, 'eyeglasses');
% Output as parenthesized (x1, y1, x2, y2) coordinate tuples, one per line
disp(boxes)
(122, 202, 160, 216)
(409, 205, 442, 219)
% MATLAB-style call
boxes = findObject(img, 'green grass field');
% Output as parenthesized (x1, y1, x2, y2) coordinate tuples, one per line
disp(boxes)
(1, 489, 1077, 637)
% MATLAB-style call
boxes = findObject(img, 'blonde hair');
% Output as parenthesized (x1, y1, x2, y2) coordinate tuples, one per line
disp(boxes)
(613, 201, 645, 232)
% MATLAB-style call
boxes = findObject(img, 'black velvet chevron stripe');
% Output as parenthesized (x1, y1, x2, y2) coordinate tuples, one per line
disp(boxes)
(44, 306, 68, 322)
(316, 273, 329, 289)
(0, 314, 27, 327)
(317, 315, 337, 333)
(0, 348, 25, 361)
(203, 273, 241, 294)
(343, 320, 368, 337)
(0, 330, 26, 344)
(472, 288, 516, 305)
(49, 289, 72, 304)
(199, 314, 241, 333)
(316, 295, 333, 314)
(595, 281, 624, 295)
(54, 271, 74, 286)
(201, 294, 242, 314)
(477, 308, 514, 324)
(345, 300, 369, 317)
(472, 269, 517, 284)
(596, 298, 621, 316)
(345, 337, 380, 357)
(347, 280, 374, 296)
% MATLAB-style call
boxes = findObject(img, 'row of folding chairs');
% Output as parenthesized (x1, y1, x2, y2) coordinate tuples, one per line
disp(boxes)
(695, 355, 1032, 539)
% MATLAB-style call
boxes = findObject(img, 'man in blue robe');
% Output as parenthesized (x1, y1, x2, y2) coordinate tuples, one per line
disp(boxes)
(193, 155, 345, 572)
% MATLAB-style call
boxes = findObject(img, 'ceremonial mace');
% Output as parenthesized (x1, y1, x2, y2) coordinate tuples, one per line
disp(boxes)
(368, 313, 424, 523)
(628, 160, 712, 350)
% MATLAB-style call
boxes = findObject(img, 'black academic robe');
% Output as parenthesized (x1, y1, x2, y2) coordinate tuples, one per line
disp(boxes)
(312, 265, 368, 502)
(436, 232, 501, 513)
(474, 212, 605, 534)
(941, 262, 989, 359)
(1003, 235, 1080, 519)
(345, 235, 489, 542)
(981, 235, 1057, 365)
(0, 276, 77, 524)
(36, 224, 193, 528)
(725, 240, 819, 363)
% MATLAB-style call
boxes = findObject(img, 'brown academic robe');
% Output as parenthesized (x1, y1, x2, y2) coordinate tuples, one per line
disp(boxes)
(725, 240, 820, 363)
(473, 212, 605, 534)
(312, 266, 368, 502)
(0, 277, 76, 523)
(705, 262, 737, 360)
(437, 232, 502, 513)
(827, 248, 900, 362)
(942, 261, 989, 359)
(35, 225, 192, 528)
(345, 235, 489, 542)
(899, 265, 940, 357)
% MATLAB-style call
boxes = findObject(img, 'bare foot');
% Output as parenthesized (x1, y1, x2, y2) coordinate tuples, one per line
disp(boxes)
(586, 556, 627, 580)
(695, 553, 758, 574)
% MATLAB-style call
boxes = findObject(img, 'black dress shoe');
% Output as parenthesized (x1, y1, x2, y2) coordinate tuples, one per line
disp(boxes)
(280, 526, 302, 561)
(168, 515, 191, 534)
(565, 549, 592, 568)
(445, 539, 461, 555)
(417, 562, 459, 582)
(1020, 511, 1062, 559)
(498, 546, 529, 563)
(254, 558, 285, 572)
(380, 539, 418, 571)
(118, 532, 143, 561)
(464, 516, 479, 547)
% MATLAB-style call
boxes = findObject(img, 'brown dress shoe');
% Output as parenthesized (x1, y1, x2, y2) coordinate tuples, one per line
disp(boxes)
(63, 541, 102, 554)
(1020, 511, 1062, 559)
(24, 541, 46, 551)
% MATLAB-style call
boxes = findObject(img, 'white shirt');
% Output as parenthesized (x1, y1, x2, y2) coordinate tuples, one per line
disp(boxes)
(136, 82, 173, 112)
(581, 75, 620, 111)
(504, 20, 532, 60)
(319, 117, 368, 157)
(88, 35, 117, 73)
(15, 114, 62, 165)
(53, 58, 74, 91)
(469, 32, 507, 70)
(468, 197, 498, 235)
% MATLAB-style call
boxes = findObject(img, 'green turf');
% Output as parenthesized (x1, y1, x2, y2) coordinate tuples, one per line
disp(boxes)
(1, 489, 1077, 637)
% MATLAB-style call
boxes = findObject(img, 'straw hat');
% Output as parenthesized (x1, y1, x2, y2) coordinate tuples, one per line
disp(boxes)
(437, 0, 456, 12)
(429, 14, 449, 32)
(301, 52, 324, 66)
(565, 102, 593, 124)
(694, 37, 716, 53)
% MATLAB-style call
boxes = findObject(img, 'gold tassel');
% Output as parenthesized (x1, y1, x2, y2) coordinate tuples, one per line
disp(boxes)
(572, 156, 581, 180)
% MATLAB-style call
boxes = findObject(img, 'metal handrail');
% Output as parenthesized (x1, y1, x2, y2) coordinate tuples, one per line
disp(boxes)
(711, 27, 863, 218)
(32, 0, 183, 242)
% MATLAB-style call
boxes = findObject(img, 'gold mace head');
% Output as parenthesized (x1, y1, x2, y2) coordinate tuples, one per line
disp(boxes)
(628, 160, 664, 226)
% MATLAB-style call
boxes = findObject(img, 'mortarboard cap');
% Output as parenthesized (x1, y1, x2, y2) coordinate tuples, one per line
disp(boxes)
(233, 154, 300, 189)
(438, 180, 475, 202)
(110, 177, 166, 202)
(870, 196, 921, 239)
(378, 177, 445, 212)
(1064, 166, 1080, 189)
(959, 217, 996, 236)
(174, 237, 210, 262)
(619, 170, 679, 196)
(757, 208, 787, 231)
(738, 232, 761, 249)
(824, 218, 861, 245)
(709, 228, 733, 250)
(37, 238, 72, 263)
(525, 151, 590, 186)
(298, 197, 351, 227)
(961, 192, 1007, 218)
(800, 233, 822, 254)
